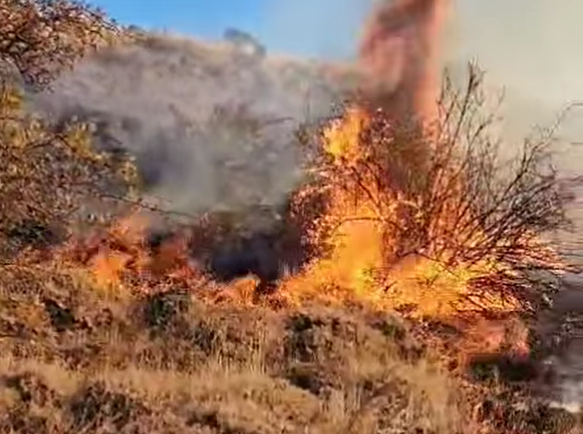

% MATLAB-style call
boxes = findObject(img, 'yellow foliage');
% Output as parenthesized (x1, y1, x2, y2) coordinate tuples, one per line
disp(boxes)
(0, 0, 124, 88)
(0, 1, 137, 258)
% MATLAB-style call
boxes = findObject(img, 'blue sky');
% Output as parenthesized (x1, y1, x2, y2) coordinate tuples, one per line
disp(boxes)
(92, 0, 373, 58)
(91, 0, 583, 105)
(94, 0, 267, 41)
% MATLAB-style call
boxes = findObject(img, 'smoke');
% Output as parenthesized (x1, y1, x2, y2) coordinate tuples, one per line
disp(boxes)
(456, 0, 583, 107)
(29, 0, 455, 218)
(357, 0, 451, 126)
(29, 35, 349, 216)
(27, 0, 583, 211)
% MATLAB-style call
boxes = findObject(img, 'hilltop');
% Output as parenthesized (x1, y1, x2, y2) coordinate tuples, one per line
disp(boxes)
(27, 30, 361, 215)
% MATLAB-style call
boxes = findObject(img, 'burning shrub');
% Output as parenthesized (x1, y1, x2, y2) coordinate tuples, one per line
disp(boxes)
(57, 212, 206, 295)
(286, 64, 578, 320)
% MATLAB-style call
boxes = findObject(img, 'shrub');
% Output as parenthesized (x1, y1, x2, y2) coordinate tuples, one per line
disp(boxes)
(0, 0, 138, 257)
(0, 0, 124, 89)
(293, 63, 580, 312)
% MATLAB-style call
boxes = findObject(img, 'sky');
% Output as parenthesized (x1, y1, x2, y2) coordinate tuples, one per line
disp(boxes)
(94, 0, 269, 42)
(93, 0, 373, 59)
(92, 0, 583, 107)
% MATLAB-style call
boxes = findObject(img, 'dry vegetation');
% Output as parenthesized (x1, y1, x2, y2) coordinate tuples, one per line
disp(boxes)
(290, 67, 578, 312)
(0, 0, 138, 260)
(0, 1, 582, 433)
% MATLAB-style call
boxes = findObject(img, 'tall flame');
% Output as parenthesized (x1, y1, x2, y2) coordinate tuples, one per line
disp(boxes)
(37, 0, 532, 366)
(279, 0, 457, 309)
(358, 0, 451, 128)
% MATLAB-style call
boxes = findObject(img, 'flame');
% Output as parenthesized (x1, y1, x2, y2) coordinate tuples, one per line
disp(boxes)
(317, 107, 384, 293)
(280, 107, 517, 313)
(277, 100, 529, 362)
(50, 212, 206, 294)
(52, 0, 460, 316)
(358, 0, 452, 129)
(44, 105, 528, 363)
(27, 0, 538, 367)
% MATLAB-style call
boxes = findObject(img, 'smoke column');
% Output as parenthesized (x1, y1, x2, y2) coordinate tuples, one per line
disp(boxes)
(358, 0, 452, 126)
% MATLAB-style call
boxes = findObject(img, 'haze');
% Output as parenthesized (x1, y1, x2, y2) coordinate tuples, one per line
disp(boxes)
(262, 0, 583, 108)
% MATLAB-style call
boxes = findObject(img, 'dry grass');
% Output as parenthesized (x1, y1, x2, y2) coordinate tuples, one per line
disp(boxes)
(0, 268, 469, 434)
(0, 2, 581, 434)
(0, 267, 578, 433)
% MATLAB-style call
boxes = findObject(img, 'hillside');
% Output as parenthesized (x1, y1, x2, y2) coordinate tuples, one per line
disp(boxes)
(28, 31, 361, 215)
(2, 269, 579, 434)
(27, 30, 583, 211)
(1, 3, 583, 433)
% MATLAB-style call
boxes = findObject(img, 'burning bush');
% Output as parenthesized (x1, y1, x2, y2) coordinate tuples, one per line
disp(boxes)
(283, 64, 578, 324)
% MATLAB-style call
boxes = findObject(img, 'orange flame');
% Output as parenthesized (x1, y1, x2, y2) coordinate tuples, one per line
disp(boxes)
(36, 0, 533, 366)
(52, 213, 205, 294)
(358, 0, 451, 129)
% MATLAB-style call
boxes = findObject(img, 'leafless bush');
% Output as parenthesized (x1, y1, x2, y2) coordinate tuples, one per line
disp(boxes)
(296, 63, 581, 310)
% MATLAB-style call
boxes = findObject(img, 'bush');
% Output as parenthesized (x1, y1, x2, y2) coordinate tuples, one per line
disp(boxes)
(223, 27, 266, 59)
(294, 64, 580, 312)
(0, 0, 138, 257)
(0, 0, 124, 89)
(0, 84, 137, 255)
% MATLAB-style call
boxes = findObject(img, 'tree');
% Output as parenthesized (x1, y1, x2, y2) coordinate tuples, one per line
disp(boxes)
(0, 0, 125, 89)
(0, 0, 137, 257)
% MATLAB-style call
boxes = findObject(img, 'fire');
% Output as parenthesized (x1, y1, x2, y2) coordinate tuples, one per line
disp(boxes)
(315, 107, 384, 295)
(358, 0, 452, 128)
(280, 106, 520, 317)
(40, 109, 528, 367)
(276, 87, 533, 362)
(51, 0, 463, 317)
(22, 0, 551, 369)
(51, 213, 206, 294)
(323, 106, 369, 163)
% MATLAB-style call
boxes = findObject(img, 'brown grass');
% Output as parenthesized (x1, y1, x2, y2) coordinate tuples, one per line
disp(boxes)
(0, 267, 469, 434)
(0, 249, 579, 434)
(0, 2, 581, 434)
